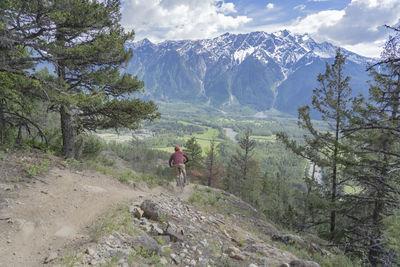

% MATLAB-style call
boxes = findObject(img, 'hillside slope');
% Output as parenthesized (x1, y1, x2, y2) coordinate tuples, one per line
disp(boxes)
(0, 154, 341, 266)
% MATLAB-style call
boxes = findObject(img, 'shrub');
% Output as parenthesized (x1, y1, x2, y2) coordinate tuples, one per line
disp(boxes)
(82, 135, 104, 158)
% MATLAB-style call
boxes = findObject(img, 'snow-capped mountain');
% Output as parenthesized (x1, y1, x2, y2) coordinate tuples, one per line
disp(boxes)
(127, 30, 374, 113)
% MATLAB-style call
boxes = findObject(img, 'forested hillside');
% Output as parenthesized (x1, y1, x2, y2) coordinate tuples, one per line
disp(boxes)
(1, 1, 400, 267)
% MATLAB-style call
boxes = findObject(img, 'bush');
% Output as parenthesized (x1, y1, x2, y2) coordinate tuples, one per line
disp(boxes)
(82, 135, 105, 158)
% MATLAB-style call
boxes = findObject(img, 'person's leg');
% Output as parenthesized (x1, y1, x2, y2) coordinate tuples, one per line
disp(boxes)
(181, 164, 187, 183)
(174, 164, 180, 179)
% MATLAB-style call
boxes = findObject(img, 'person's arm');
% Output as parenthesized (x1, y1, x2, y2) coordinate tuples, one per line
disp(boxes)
(183, 153, 189, 163)
(169, 155, 173, 167)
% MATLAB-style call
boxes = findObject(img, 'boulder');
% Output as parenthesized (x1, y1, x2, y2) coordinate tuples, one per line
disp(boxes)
(140, 200, 166, 221)
(165, 226, 184, 242)
(132, 234, 161, 255)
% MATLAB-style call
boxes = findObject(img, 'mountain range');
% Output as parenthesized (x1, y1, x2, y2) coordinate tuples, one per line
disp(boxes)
(127, 30, 375, 114)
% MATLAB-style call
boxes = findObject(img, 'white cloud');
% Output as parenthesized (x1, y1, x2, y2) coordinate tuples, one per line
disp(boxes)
(294, 4, 306, 11)
(286, 0, 400, 57)
(121, 0, 251, 42)
(317, 0, 400, 45)
(220, 2, 237, 14)
(342, 39, 387, 58)
(287, 10, 345, 34)
(266, 3, 274, 9)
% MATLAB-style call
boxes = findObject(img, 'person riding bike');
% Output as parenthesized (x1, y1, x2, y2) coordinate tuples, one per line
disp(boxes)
(169, 146, 189, 186)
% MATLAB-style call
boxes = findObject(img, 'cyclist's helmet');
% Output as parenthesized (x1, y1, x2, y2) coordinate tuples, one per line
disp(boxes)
(174, 146, 180, 151)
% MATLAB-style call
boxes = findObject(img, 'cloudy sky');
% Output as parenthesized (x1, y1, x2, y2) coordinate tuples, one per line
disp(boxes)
(121, 0, 400, 58)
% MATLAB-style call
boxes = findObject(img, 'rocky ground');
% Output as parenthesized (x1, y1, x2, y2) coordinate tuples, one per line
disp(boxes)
(55, 187, 326, 267)
(0, 152, 328, 267)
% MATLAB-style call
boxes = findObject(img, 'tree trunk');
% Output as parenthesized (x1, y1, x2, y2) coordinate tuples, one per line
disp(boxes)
(0, 100, 5, 145)
(16, 124, 23, 146)
(60, 104, 75, 158)
(208, 148, 214, 187)
(75, 134, 85, 160)
(330, 88, 342, 238)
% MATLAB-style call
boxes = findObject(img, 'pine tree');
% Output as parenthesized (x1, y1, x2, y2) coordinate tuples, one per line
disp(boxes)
(343, 27, 400, 266)
(1, 0, 160, 157)
(203, 140, 223, 187)
(277, 49, 353, 239)
(0, 2, 49, 146)
(184, 137, 203, 171)
(225, 129, 256, 197)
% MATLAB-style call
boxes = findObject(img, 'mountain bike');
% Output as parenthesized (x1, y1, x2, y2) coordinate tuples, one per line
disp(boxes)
(176, 161, 187, 192)
(177, 167, 185, 192)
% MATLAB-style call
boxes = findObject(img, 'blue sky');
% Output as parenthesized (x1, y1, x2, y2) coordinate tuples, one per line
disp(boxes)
(121, 0, 400, 58)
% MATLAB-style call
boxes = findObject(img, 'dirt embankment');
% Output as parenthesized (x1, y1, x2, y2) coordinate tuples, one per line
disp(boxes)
(0, 165, 171, 266)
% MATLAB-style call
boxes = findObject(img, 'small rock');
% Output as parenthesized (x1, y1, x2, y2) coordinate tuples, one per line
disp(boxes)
(198, 258, 211, 267)
(152, 224, 164, 235)
(216, 213, 224, 219)
(226, 246, 241, 255)
(249, 264, 258, 267)
(166, 226, 184, 242)
(86, 247, 96, 256)
(230, 253, 246, 261)
(44, 252, 58, 264)
(272, 234, 306, 246)
(140, 217, 149, 225)
(189, 259, 197, 266)
(159, 235, 171, 244)
(200, 239, 208, 247)
(133, 207, 144, 219)
(140, 225, 152, 232)
(289, 260, 321, 267)
(160, 257, 168, 265)
(280, 264, 290, 267)
(170, 253, 181, 264)
(132, 234, 161, 255)
(223, 229, 232, 238)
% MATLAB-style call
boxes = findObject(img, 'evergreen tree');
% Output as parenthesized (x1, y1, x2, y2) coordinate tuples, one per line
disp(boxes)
(225, 129, 256, 197)
(1, 0, 160, 157)
(193, 140, 223, 187)
(0, 2, 50, 146)
(277, 49, 353, 239)
(184, 137, 203, 170)
(343, 28, 400, 266)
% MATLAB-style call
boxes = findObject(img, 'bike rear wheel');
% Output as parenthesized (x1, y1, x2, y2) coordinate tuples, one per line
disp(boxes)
(178, 168, 185, 192)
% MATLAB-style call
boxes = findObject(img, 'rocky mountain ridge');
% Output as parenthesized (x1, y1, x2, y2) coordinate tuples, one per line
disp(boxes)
(127, 30, 373, 114)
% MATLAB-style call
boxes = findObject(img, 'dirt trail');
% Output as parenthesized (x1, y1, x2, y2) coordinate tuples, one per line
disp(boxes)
(0, 167, 192, 267)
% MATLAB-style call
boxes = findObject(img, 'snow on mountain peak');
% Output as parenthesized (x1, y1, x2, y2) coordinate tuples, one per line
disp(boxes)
(234, 46, 255, 64)
(133, 30, 372, 67)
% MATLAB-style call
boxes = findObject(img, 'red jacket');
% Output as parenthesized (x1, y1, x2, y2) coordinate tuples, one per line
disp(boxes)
(169, 151, 189, 167)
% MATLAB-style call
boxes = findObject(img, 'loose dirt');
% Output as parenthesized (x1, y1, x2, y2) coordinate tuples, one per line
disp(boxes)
(0, 166, 191, 267)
